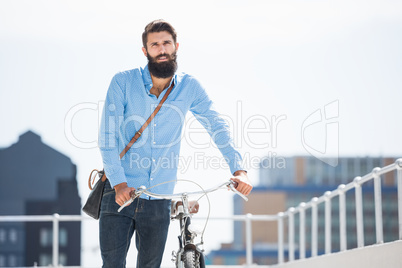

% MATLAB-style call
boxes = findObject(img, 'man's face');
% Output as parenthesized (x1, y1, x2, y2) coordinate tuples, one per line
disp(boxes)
(142, 31, 179, 78)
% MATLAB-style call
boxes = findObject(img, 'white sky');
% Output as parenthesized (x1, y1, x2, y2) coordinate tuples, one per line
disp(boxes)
(1, 0, 402, 267)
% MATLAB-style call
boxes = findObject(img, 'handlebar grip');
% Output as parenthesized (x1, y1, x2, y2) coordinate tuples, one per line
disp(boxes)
(118, 199, 133, 212)
(118, 186, 145, 212)
(228, 182, 248, 201)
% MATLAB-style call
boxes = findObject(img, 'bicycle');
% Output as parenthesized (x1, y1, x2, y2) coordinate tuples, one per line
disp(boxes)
(118, 180, 248, 268)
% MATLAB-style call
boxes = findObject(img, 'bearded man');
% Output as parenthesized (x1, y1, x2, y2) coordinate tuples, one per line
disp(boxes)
(98, 19, 252, 268)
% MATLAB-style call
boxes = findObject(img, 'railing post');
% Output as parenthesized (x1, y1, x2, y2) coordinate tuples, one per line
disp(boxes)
(373, 167, 384, 244)
(277, 212, 284, 264)
(52, 213, 60, 267)
(288, 207, 295, 261)
(299, 203, 306, 259)
(311, 197, 318, 257)
(245, 213, 253, 267)
(354, 176, 365, 247)
(324, 191, 332, 254)
(338, 185, 347, 251)
(396, 159, 402, 239)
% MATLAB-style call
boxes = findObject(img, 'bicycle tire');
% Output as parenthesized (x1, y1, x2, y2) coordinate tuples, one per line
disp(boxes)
(182, 249, 200, 268)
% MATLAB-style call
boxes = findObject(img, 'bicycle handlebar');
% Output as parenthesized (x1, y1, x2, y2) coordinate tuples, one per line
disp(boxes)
(118, 180, 248, 213)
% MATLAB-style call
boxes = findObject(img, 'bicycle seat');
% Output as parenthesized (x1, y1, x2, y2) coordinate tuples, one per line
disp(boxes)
(171, 200, 199, 216)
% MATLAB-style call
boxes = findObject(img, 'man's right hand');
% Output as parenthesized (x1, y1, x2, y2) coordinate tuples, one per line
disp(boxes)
(114, 182, 135, 206)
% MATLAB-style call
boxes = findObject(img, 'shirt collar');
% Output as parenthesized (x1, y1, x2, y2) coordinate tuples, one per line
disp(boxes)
(141, 64, 177, 93)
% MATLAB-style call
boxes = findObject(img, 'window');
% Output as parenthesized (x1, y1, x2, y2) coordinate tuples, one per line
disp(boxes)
(59, 228, 68, 247)
(40, 228, 69, 247)
(347, 158, 355, 177)
(360, 160, 368, 175)
(0, 255, 5, 266)
(40, 228, 52, 247)
(39, 254, 52, 266)
(59, 253, 68, 266)
(9, 228, 17, 244)
(39, 253, 67, 266)
(8, 255, 17, 267)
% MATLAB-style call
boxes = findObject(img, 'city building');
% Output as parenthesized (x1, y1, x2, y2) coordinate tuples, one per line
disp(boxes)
(206, 156, 399, 265)
(0, 131, 81, 267)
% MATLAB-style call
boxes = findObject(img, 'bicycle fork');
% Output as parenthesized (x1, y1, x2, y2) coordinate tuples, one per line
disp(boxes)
(172, 216, 205, 268)
(171, 195, 205, 268)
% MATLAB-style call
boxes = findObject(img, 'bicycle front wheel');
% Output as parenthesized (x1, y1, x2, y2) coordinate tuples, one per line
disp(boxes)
(182, 249, 201, 268)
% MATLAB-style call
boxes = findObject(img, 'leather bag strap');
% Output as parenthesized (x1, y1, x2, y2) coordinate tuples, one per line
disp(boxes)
(119, 83, 174, 159)
(88, 83, 174, 189)
(88, 169, 101, 190)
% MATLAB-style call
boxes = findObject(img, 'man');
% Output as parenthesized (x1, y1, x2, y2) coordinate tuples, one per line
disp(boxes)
(99, 19, 252, 268)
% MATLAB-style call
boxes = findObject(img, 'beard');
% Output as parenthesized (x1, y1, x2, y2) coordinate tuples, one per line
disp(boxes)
(147, 51, 178, 78)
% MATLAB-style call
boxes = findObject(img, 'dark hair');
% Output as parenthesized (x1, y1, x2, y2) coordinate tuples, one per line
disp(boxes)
(142, 19, 177, 49)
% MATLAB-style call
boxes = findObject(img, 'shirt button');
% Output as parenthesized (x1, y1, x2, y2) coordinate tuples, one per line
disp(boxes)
(153, 142, 156, 144)
(152, 158, 156, 162)
(150, 178, 154, 181)
(154, 123, 156, 127)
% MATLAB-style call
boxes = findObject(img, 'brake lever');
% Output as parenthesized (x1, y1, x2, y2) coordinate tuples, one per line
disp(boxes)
(228, 181, 248, 201)
(117, 188, 144, 212)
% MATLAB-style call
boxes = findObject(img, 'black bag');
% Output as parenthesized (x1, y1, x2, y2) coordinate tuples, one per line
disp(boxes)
(82, 169, 107, 219)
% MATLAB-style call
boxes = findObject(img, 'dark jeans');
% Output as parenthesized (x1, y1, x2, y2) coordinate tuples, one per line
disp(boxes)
(99, 181, 171, 268)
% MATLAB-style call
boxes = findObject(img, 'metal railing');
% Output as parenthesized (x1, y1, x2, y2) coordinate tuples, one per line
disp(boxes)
(0, 214, 84, 267)
(0, 158, 401, 267)
(275, 158, 402, 264)
(0, 213, 274, 267)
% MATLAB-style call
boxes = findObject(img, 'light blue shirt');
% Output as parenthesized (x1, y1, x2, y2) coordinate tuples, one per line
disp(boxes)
(99, 65, 244, 198)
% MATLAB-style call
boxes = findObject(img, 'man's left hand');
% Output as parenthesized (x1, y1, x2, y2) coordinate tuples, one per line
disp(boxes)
(231, 170, 253, 196)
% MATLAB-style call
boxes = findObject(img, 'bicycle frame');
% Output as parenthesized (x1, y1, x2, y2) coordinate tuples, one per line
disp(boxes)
(118, 180, 248, 268)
